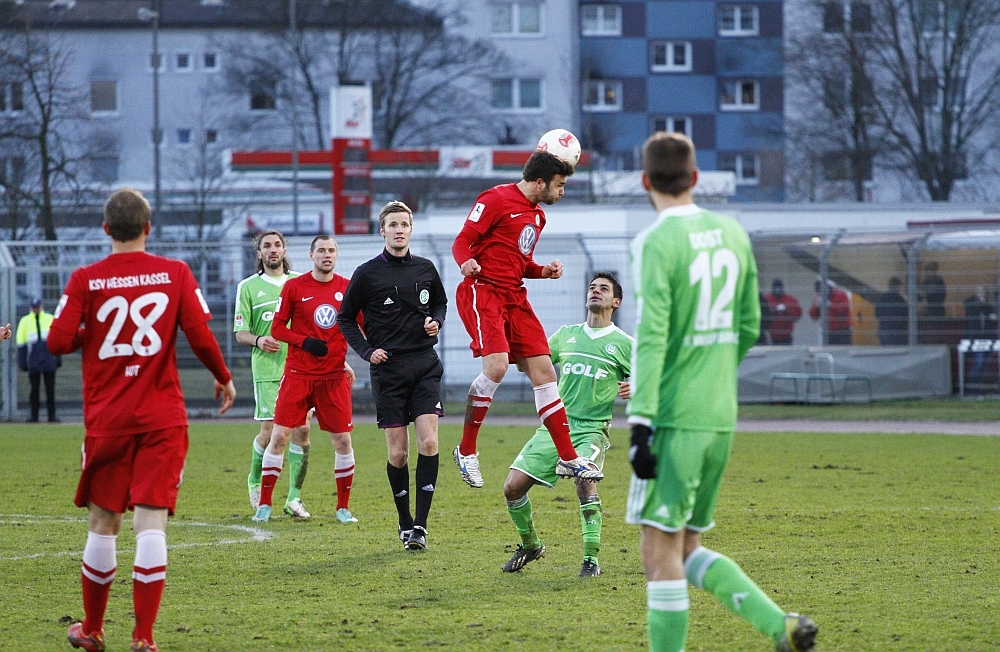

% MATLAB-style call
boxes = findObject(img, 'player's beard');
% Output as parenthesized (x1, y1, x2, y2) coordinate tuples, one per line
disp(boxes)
(264, 256, 284, 271)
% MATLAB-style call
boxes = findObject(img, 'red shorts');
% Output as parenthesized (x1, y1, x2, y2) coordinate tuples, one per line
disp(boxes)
(274, 372, 353, 433)
(456, 279, 550, 360)
(75, 426, 189, 515)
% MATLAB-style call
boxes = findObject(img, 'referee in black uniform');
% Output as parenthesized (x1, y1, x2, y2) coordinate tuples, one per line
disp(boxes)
(338, 201, 447, 551)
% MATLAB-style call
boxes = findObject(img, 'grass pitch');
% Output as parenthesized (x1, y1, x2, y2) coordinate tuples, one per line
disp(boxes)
(1, 421, 998, 651)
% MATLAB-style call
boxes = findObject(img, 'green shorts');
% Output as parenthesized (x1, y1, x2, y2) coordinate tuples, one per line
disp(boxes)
(253, 380, 280, 421)
(625, 428, 733, 532)
(510, 419, 610, 488)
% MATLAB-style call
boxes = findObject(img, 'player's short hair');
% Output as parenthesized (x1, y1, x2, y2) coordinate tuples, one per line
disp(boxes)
(254, 229, 291, 275)
(522, 150, 574, 184)
(378, 201, 413, 229)
(103, 187, 150, 242)
(310, 234, 336, 252)
(591, 271, 623, 301)
(642, 132, 696, 197)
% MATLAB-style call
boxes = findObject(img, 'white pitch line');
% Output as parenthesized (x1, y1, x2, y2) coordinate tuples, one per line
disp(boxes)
(0, 515, 274, 561)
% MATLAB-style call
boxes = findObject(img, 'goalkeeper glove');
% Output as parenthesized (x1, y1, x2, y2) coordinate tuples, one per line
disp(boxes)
(629, 424, 658, 479)
(302, 337, 328, 357)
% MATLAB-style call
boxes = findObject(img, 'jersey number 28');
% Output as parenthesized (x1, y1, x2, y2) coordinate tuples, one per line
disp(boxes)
(97, 292, 169, 359)
(689, 248, 738, 331)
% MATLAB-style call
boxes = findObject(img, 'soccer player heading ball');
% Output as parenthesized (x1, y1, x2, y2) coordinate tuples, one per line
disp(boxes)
(451, 130, 603, 488)
(626, 132, 817, 652)
(51, 187, 236, 652)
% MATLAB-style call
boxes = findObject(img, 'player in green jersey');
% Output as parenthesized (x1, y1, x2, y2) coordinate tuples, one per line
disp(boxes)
(501, 272, 632, 577)
(626, 133, 817, 652)
(235, 230, 313, 519)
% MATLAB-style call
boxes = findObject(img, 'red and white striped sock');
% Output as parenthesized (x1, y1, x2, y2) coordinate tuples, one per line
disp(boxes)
(335, 451, 355, 510)
(534, 382, 578, 461)
(81, 531, 117, 635)
(459, 374, 500, 456)
(259, 450, 284, 507)
(132, 529, 167, 644)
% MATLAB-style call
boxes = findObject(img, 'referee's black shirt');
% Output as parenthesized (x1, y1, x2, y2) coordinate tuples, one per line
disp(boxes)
(338, 248, 448, 361)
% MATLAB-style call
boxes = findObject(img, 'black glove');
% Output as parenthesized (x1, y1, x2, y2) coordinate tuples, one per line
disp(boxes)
(629, 424, 658, 479)
(302, 337, 328, 357)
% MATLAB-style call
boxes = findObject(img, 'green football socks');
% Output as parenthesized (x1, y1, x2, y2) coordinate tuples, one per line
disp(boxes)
(506, 496, 542, 550)
(579, 496, 602, 563)
(684, 546, 786, 643)
(286, 443, 309, 504)
(647, 579, 689, 652)
(249, 440, 265, 486)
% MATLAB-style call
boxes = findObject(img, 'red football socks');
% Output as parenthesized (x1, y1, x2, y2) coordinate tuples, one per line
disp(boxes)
(335, 452, 355, 510)
(459, 395, 492, 456)
(132, 529, 167, 644)
(259, 450, 284, 507)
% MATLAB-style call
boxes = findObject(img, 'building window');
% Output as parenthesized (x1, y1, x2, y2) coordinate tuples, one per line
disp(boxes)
(90, 81, 118, 114)
(822, 151, 873, 181)
(651, 41, 692, 73)
(0, 157, 26, 184)
(176, 128, 192, 145)
(920, 75, 966, 110)
(719, 4, 759, 36)
(651, 116, 691, 137)
(205, 129, 218, 144)
(491, 3, 543, 35)
(203, 51, 218, 71)
(491, 78, 543, 110)
(148, 51, 165, 73)
(249, 81, 277, 111)
(720, 79, 759, 110)
(90, 156, 119, 183)
(718, 153, 759, 185)
(0, 82, 24, 112)
(582, 79, 622, 112)
(824, 2, 871, 33)
(175, 52, 192, 71)
(823, 3, 845, 32)
(581, 4, 622, 36)
(851, 2, 872, 32)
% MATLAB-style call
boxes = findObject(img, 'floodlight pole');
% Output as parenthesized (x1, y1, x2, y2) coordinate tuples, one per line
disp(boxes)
(818, 230, 844, 346)
(138, 2, 162, 238)
(290, 0, 300, 235)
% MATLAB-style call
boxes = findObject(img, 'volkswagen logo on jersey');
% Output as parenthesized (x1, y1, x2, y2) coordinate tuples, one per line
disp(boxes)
(518, 225, 537, 255)
(419, 289, 430, 305)
(314, 304, 338, 329)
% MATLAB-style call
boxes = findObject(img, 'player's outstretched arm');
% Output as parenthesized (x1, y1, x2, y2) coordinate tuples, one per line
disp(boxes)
(215, 379, 236, 414)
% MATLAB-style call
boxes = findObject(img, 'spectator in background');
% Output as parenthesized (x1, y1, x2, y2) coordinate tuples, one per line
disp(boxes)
(964, 284, 998, 383)
(809, 280, 852, 345)
(920, 262, 946, 318)
(875, 277, 909, 345)
(16, 298, 61, 423)
(756, 292, 773, 344)
(764, 278, 802, 345)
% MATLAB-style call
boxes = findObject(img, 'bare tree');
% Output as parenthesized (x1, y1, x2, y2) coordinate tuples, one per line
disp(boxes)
(370, 12, 507, 147)
(786, 1, 883, 201)
(0, 12, 90, 240)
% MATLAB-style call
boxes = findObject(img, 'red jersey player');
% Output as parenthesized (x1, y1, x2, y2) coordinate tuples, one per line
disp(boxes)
(252, 234, 360, 524)
(451, 149, 603, 488)
(48, 188, 235, 652)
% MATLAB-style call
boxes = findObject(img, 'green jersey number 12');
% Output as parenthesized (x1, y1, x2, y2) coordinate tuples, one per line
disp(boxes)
(689, 248, 739, 331)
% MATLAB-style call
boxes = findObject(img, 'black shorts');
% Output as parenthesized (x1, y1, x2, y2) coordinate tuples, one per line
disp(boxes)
(369, 349, 444, 429)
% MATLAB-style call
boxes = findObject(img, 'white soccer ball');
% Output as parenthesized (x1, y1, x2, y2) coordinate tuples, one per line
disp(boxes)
(536, 129, 582, 167)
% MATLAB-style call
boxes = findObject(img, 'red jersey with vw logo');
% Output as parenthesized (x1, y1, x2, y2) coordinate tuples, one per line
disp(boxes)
(271, 272, 350, 379)
(452, 183, 547, 290)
